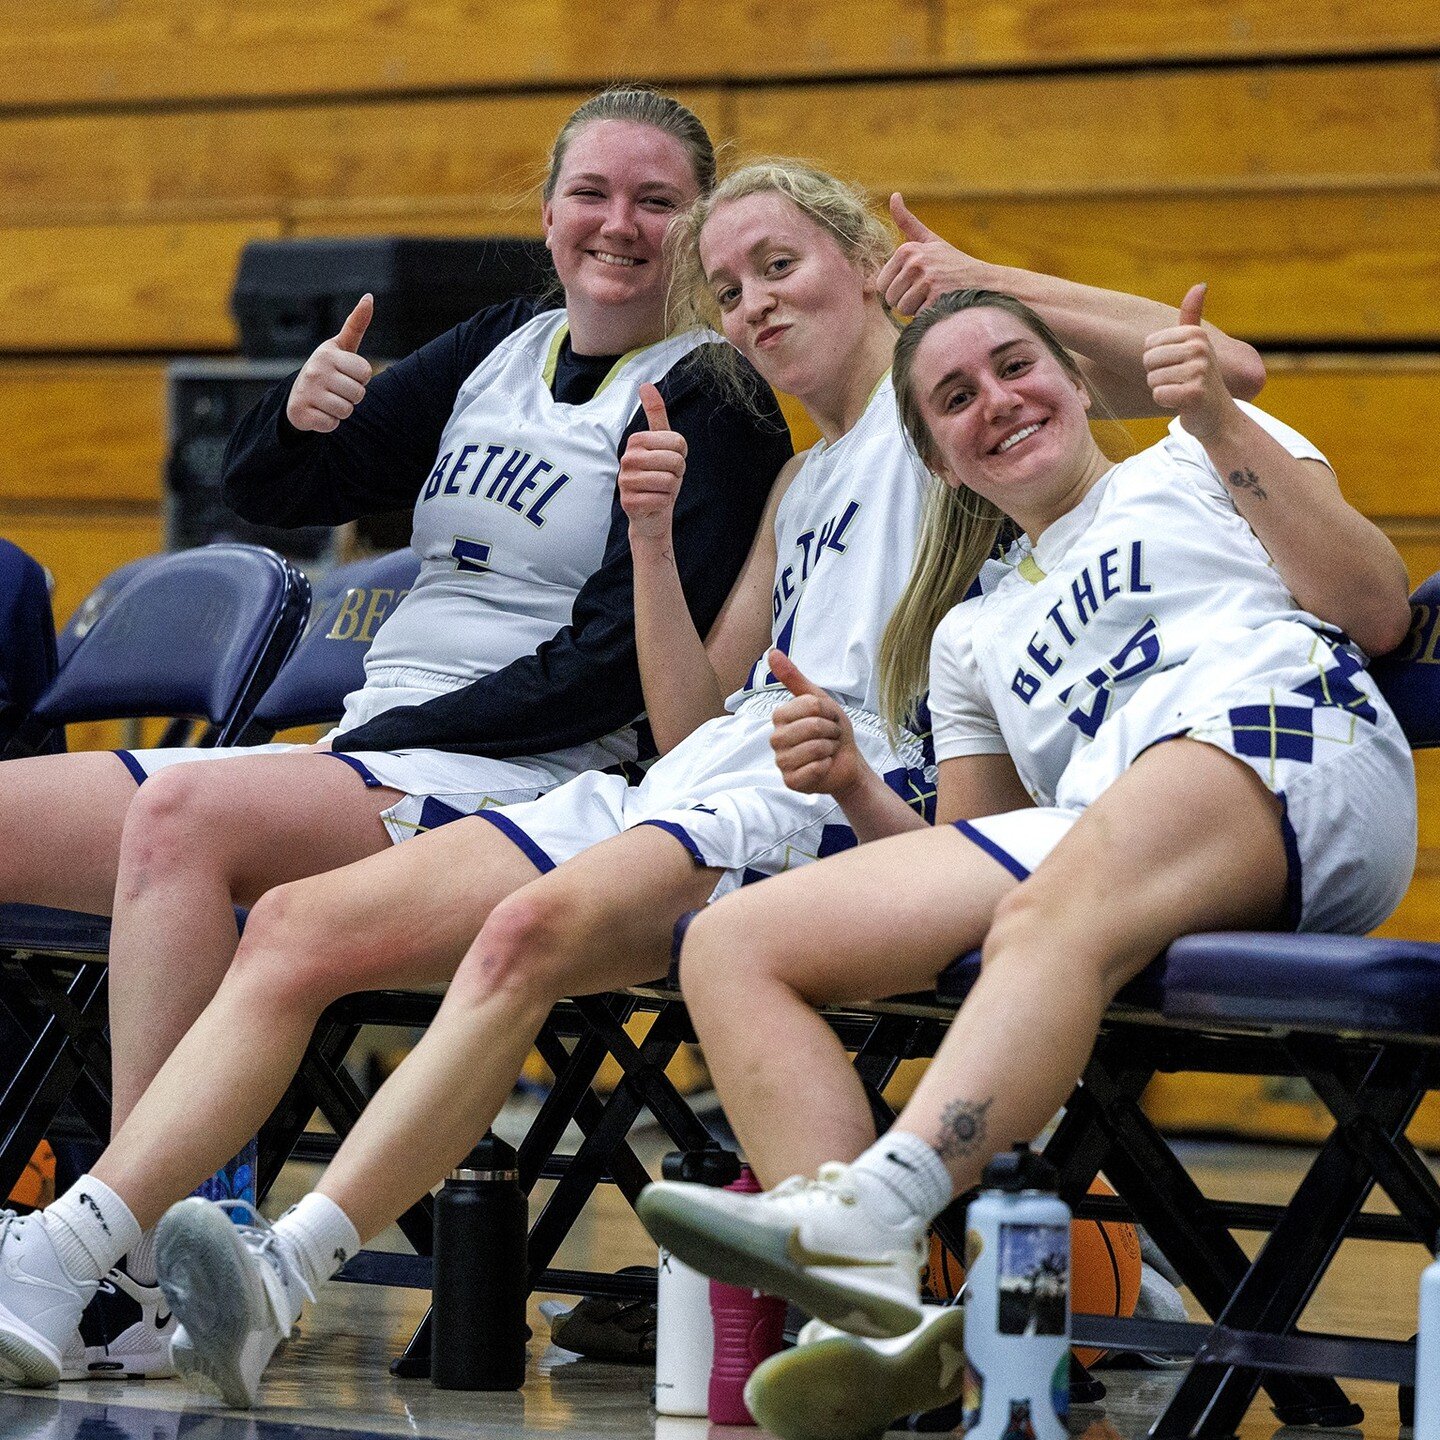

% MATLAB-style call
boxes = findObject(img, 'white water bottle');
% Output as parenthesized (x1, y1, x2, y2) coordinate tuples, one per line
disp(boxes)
(653, 1149, 742, 1416)
(1416, 1235, 1440, 1439)
(962, 1145, 1071, 1440)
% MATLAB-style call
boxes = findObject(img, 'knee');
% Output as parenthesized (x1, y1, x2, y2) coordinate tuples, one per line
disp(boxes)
(227, 880, 352, 1012)
(449, 889, 577, 1010)
(676, 900, 779, 1009)
(980, 878, 1129, 996)
(117, 766, 225, 879)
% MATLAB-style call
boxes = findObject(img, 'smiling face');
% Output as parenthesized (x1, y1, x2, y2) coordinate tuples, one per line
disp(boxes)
(541, 118, 701, 351)
(697, 190, 876, 403)
(908, 305, 1096, 523)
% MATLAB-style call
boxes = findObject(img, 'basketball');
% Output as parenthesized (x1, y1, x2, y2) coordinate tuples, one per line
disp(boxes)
(6, 1140, 55, 1212)
(925, 1177, 1142, 1365)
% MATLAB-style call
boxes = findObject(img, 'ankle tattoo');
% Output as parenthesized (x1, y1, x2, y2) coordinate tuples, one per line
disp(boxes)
(935, 1096, 993, 1162)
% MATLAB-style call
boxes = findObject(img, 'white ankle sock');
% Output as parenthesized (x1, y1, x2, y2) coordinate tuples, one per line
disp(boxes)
(42, 1176, 141, 1284)
(273, 1192, 360, 1293)
(848, 1131, 954, 1227)
(125, 1226, 158, 1285)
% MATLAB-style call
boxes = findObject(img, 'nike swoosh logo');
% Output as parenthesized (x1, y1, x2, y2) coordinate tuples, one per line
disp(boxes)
(155, 1310, 172, 1329)
(786, 1231, 893, 1269)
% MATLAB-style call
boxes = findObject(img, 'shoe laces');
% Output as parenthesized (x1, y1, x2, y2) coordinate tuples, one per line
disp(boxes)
(767, 1164, 859, 1206)
(0, 1207, 23, 1260)
(214, 1200, 316, 1311)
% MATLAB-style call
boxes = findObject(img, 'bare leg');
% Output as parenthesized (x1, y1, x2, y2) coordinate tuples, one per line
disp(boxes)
(106, 754, 404, 1130)
(92, 813, 542, 1227)
(0, 752, 141, 912)
(680, 826, 1017, 1185)
(316, 826, 721, 1241)
(892, 740, 1288, 1193)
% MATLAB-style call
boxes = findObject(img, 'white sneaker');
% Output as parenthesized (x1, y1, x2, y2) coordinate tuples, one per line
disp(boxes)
(0, 1208, 99, 1386)
(744, 1303, 967, 1440)
(637, 1162, 926, 1339)
(155, 1197, 313, 1408)
(59, 1265, 178, 1380)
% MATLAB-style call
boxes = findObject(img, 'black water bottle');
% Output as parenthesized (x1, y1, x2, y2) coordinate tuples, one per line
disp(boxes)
(431, 1133, 528, 1390)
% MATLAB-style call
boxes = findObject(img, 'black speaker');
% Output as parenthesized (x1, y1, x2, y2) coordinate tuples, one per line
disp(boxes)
(165, 359, 334, 562)
(231, 236, 555, 360)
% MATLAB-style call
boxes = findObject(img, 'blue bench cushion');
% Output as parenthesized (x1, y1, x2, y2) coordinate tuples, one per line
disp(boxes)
(937, 933, 1440, 1040)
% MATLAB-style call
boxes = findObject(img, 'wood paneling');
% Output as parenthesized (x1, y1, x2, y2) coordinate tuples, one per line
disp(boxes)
(0, 89, 723, 228)
(0, 362, 166, 503)
(0, 219, 281, 352)
(0, 506, 161, 631)
(1, 66, 1430, 228)
(1117, 358, 1440, 520)
(732, 63, 1440, 200)
(936, 0, 1440, 71)
(6, 1, 1437, 108)
(911, 189, 1440, 343)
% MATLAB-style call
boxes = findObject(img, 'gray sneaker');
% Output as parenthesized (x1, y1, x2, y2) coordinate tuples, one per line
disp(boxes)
(0, 1208, 99, 1386)
(155, 1197, 312, 1408)
(744, 1304, 967, 1440)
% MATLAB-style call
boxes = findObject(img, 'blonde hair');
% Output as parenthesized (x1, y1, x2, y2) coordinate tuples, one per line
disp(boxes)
(543, 86, 717, 200)
(664, 158, 894, 403)
(878, 289, 1089, 732)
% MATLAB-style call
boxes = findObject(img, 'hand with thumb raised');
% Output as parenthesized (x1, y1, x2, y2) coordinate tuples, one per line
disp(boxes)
(1142, 282, 1235, 441)
(286, 294, 376, 433)
(620, 382, 688, 545)
(769, 650, 870, 799)
(876, 192, 986, 319)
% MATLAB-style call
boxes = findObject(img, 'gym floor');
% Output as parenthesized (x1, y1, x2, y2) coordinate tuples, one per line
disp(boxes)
(0, 1132, 1426, 1440)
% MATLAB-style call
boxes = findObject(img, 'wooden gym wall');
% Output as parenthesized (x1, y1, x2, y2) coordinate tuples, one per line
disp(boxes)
(2, 0, 1439, 930)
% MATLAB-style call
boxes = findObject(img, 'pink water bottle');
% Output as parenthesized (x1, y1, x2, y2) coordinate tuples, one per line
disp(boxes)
(707, 1166, 787, 1425)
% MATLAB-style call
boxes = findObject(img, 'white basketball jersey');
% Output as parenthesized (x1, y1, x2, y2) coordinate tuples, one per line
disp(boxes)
(729, 375, 927, 718)
(929, 403, 1332, 804)
(359, 309, 710, 695)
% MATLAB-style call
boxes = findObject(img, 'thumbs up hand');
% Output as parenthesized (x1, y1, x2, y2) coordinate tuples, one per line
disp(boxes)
(286, 294, 376, 434)
(1143, 283, 1237, 441)
(620, 383, 688, 545)
(769, 650, 870, 798)
(876, 193, 986, 319)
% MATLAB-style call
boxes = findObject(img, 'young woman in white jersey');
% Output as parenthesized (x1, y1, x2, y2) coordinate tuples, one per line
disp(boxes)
(640, 283, 1417, 1440)
(0, 162, 1265, 1405)
(0, 87, 792, 1380)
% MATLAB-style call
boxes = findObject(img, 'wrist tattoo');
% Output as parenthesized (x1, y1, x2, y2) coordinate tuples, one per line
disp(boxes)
(936, 1096, 994, 1161)
(1226, 467, 1268, 501)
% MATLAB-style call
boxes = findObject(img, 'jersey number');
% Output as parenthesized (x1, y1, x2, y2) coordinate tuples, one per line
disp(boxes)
(450, 537, 493, 574)
(1061, 617, 1162, 739)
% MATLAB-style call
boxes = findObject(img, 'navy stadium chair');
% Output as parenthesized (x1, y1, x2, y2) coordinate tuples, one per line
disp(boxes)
(0, 544, 310, 1198)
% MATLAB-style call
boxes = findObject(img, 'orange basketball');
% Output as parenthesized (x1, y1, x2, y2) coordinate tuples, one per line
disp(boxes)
(7, 1140, 56, 1211)
(925, 1177, 1142, 1366)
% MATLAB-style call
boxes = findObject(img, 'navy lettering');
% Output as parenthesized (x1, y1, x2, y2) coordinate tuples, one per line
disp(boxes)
(508, 458, 552, 515)
(1046, 602, 1076, 646)
(1011, 668, 1041, 704)
(444, 444, 478, 496)
(466, 444, 505, 496)
(422, 452, 452, 502)
(1128, 540, 1153, 593)
(796, 531, 816, 580)
(486, 449, 531, 505)
(1026, 636, 1062, 677)
(1071, 568, 1099, 626)
(526, 470, 571, 527)
(822, 501, 860, 555)
(1098, 546, 1121, 601)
